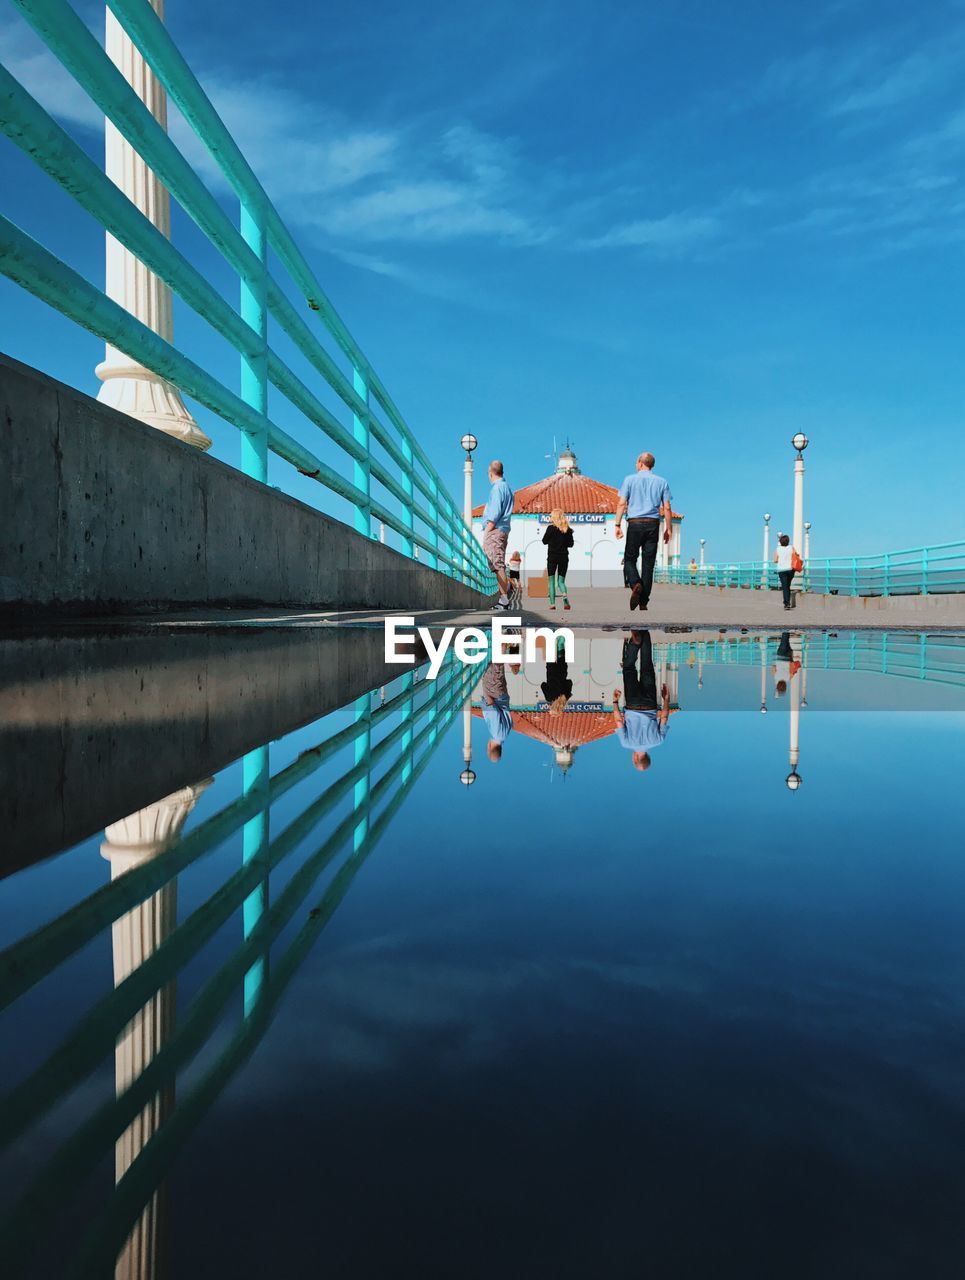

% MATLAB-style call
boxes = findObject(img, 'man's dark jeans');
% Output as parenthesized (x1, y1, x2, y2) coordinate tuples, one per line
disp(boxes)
(623, 519, 661, 605)
(778, 569, 795, 607)
(622, 630, 658, 710)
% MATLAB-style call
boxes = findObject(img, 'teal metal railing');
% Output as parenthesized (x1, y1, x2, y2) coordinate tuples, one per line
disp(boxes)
(0, 0, 494, 594)
(656, 539, 965, 595)
(0, 653, 474, 1277)
(660, 631, 965, 690)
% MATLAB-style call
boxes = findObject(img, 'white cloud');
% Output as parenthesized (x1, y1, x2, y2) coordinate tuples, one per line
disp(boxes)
(582, 212, 721, 253)
(1, 13, 103, 132)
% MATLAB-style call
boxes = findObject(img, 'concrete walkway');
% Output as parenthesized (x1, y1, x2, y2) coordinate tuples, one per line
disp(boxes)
(10, 584, 963, 634)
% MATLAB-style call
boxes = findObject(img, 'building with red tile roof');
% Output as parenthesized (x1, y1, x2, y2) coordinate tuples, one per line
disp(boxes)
(471, 445, 684, 588)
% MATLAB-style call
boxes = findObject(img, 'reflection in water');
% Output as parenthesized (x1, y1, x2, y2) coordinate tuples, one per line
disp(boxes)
(0, 630, 963, 1275)
(102, 782, 211, 1280)
(0, 652, 472, 1278)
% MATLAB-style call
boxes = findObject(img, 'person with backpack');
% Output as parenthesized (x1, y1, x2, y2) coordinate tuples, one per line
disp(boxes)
(773, 533, 802, 609)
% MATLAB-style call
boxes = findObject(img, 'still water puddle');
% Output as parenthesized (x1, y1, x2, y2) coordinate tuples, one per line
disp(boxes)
(1, 628, 964, 1277)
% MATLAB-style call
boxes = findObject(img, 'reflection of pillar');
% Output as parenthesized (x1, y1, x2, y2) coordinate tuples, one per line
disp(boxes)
(463, 699, 472, 767)
(94, 3, 211, 450)
(101, 779, 211, 1280)
(759, 637, 768, 712)
(789, 638, 801, 775)
(800, 634, 809, 707)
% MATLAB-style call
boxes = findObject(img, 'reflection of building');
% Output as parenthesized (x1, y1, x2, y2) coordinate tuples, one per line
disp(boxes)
(471, 634, 682, 772)
(473, 702, 615, 773)
(101, 780, 211, 1280)
(472, 445, 684, 588)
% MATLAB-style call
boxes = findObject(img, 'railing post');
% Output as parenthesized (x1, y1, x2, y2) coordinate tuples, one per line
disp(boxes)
(851, 557, 858, 596)
(239, 197, 268, 480)
(352, 367, 372, 537)
(921, 546, 928, 595)
(242, 744, 270, 1014)
(352, 694, 371, 853)
(401, 672, 414, 784)
(882, 553, 891, 597)
(400, 435, 414, 557)
(825, 560, 831, 594)
(427, 474, 439, 570)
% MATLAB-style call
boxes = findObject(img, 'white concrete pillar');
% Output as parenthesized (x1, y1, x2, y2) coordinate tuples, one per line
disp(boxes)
(95, 2, 211, 450)
(761, 515, 770, 587)
(463, 458, 473, 528)
(793, 457, 805, 568)
(101, 779, 211, 1280)
(804, 522, 811, 591)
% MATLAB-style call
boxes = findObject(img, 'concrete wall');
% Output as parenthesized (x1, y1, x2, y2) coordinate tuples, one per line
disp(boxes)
(0, 353, 488, 616)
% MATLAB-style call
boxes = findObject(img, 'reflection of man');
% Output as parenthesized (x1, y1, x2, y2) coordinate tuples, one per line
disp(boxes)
(482, 459, 514, 611)
(481, 661, 514, 761)
(612, 630, 671, 771)
(541, 636, 573, 712)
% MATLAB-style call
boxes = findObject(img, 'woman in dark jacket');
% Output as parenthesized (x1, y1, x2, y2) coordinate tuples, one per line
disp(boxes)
(542, 508, 574, 610)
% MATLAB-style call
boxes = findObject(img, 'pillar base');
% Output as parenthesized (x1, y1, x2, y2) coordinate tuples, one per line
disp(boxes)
(96, 362, 212, 451)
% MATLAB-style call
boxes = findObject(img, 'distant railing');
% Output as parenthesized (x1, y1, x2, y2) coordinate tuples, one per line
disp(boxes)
(655, 540, 965, 595)
(661, 631, 965, 690)
(0, 0, 495, 595)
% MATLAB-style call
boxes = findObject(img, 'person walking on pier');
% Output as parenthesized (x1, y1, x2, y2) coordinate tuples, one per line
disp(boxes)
(612, 629, 671, 771)
(542, 508, 574, 610)
(614, 452, 673, 611)
(773, 534, 800, 610)
(482, 459, 514, 611)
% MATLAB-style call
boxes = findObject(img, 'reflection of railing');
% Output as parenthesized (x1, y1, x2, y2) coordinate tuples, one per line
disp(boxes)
(0, 655, 472, 1277)
(655, 540, 965, 595)
(0, 0, 494, 594)
(658, 632, 965, 690)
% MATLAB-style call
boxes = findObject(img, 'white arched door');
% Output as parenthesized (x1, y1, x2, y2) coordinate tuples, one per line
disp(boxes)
(590, 537, 621, 588)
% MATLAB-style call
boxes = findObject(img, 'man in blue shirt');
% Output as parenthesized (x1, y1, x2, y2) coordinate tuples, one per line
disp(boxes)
(481, 459, 514, 610)
(481, 660, 514, 761)
(614, 451, 674, 611)
(611, 630, 671, 772)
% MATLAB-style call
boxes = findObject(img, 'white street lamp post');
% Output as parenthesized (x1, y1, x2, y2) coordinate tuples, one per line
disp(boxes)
(791, 433, 808, 591)
(461, 433, 478, 527)
(786, 635, 803, 790)
(699, 538, 706, 569)
(95, 2, 211, 449)
(761, 513, 771, 589)
(804, 521, 811, 590)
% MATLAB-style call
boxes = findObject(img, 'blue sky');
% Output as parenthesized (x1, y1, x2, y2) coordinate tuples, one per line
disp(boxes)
(1, 0, 964, 561)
